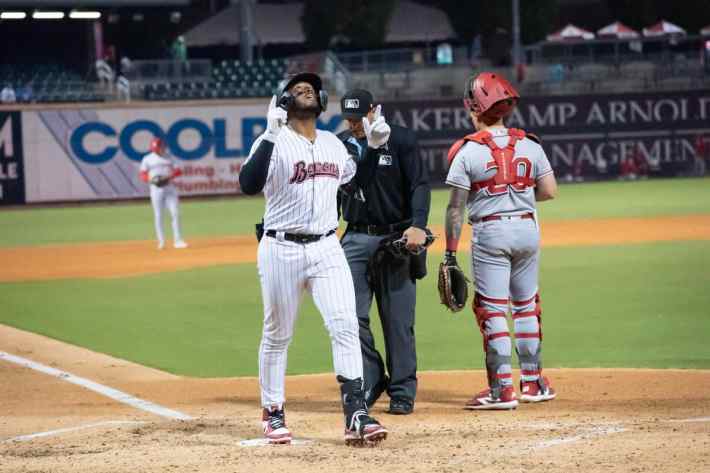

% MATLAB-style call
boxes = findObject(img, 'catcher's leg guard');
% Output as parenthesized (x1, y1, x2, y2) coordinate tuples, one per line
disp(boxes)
(512, 293, 542, 382)
(473, 292, 512, 389)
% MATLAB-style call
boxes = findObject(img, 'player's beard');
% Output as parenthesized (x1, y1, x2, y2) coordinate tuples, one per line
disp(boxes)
(290, 98, 320, 120)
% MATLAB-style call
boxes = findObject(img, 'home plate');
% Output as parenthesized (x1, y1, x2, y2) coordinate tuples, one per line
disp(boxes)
(239, 438, 314, 447)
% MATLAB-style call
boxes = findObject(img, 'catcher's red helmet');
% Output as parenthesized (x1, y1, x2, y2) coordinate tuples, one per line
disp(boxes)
(150, 137, 165, 153)
(463, 72, 520, 119)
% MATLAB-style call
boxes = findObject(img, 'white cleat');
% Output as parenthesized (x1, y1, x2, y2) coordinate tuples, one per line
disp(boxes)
(157, 241, 165, 250)
(174, 240, 188, 249)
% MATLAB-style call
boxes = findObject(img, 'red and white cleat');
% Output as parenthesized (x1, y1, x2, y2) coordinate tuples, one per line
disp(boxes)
(262, 405, 292, 445)
(465, 386, 519, 410)
(344, 412, 388, 446)
(520, 376, 557, 403)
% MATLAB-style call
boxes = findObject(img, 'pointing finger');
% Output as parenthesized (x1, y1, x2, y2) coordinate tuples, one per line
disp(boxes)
(269, 95, 277, 110)
(373, 104, 382, 121)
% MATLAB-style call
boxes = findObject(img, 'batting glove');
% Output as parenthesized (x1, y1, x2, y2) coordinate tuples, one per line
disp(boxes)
(264, 95, 288, 142)
(362, 104, 391, 149)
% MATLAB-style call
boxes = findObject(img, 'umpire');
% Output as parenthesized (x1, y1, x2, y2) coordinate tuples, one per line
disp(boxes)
(338, 89, 431, 415)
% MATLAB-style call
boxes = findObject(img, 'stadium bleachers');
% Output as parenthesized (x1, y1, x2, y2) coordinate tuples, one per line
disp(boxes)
(140, 58, 288, 101)
(0, 64, 105, 104)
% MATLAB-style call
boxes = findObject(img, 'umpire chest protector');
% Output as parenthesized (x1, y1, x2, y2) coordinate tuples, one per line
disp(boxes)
(448, 128, 536, 192)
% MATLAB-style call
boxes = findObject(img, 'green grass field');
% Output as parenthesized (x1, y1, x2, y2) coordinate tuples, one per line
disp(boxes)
(2, 178, 709, 247)
(1, 178, 709, 376)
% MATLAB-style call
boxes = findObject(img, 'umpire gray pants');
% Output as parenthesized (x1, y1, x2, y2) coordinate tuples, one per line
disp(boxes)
(342, 231, 417, 403)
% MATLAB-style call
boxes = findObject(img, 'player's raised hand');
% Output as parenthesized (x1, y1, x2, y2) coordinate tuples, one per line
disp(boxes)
(265, 95, 288, 141)
(362, 104, 390, 149)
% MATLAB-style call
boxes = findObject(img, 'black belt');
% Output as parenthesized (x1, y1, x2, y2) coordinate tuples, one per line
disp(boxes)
(265, 229, 336, 244)
(348, 221, 411, 236)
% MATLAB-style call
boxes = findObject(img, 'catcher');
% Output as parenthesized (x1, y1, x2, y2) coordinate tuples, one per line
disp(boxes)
(139, 137, 188, 250)
(338, 88, 431, 415)
(441, 72, 558, 410)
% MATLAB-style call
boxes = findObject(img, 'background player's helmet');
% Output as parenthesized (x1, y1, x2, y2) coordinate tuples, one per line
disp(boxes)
(280, 72, 328, 115)
(463, 72, 520, 120)
(150, 137, 166, 154)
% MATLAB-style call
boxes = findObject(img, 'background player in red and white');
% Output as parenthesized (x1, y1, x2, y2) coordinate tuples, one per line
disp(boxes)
(139, 138, 188, 250)
(238, 72, 387, 446)
(444, 72, 558, 410)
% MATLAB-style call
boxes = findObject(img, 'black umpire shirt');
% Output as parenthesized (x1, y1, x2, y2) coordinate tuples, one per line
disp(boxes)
(338, 124, 431, 229)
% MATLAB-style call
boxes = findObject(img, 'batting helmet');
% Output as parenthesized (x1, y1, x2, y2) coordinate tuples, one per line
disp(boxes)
(463, 72, 520, 120)
(280, 72, 328, 114)
(150, 137, 165, 154)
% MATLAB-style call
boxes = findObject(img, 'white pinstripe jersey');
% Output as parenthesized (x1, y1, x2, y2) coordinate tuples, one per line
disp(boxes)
(446, 127, 553, 221)
(139, 152, 177, 180)
(245, 126, 356, 234)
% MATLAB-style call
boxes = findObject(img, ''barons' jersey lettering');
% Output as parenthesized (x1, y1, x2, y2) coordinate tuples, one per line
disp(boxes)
(289, 161, 340, 184)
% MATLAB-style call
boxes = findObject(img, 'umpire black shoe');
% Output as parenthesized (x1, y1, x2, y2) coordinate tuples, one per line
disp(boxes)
(387, 397, 414, 415)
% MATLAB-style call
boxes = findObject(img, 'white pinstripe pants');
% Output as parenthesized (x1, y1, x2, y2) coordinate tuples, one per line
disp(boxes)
(257, 233, 363, 407)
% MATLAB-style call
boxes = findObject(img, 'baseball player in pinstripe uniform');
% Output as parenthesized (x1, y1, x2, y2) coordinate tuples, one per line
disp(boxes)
(445, 72, 558, 410)
(239, 72, 387, 446)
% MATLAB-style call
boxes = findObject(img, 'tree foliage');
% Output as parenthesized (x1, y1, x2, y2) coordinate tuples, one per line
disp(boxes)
(437, 0, 559, 45)
(301, 0, 397, 50)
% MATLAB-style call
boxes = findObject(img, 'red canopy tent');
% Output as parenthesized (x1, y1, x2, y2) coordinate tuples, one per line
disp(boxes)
(546, 24, 595, 41)
(597, 21, 640, 39)
(642, 20, 686, 37)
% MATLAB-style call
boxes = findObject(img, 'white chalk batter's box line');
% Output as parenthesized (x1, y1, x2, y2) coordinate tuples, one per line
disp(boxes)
(0, 351, 192, 421)
(3, 421, 147, 443)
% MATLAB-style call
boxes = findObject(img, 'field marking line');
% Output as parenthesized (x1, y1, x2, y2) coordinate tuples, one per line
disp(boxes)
(3, 421, 146, 443)
(239, 438, 313, 447)
(0, 351, 193, 421)
(667, 417, 710, 423)
(530, 425, 627, 450)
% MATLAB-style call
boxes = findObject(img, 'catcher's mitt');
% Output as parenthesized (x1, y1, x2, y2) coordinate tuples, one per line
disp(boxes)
(150, 175, 170, 187)
(438, 254, 469, 312)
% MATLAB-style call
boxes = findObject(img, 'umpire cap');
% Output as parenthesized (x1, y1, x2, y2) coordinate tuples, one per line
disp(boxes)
(340, 89, 374, 119)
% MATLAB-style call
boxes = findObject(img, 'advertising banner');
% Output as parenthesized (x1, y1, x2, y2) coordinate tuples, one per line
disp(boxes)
(381, 89, 710, 184)
(0, 111, 26, 206)
(17, 89, 710, 203)
(21, 103, 344, 203)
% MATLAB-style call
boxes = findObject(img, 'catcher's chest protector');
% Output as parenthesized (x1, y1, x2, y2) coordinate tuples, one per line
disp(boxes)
(448, 129, 535, 192)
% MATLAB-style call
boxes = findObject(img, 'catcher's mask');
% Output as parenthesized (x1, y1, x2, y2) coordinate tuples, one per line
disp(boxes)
(463, 72, 519, 121)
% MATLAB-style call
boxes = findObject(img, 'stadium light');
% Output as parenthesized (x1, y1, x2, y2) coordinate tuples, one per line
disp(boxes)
(0, 12, 27, 20)
(69, 11, 101, 20)
(32, 11, 65, 20)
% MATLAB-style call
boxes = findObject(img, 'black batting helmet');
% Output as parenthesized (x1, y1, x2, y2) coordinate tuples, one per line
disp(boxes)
(281, 72, 328, 114)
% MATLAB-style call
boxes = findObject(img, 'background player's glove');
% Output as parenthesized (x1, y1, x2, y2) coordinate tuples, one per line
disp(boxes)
(362, 104, 391, 149)
(150, 175, 170, 187)
(438, 251, 469, 312)
(264, 95, 288, 142)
